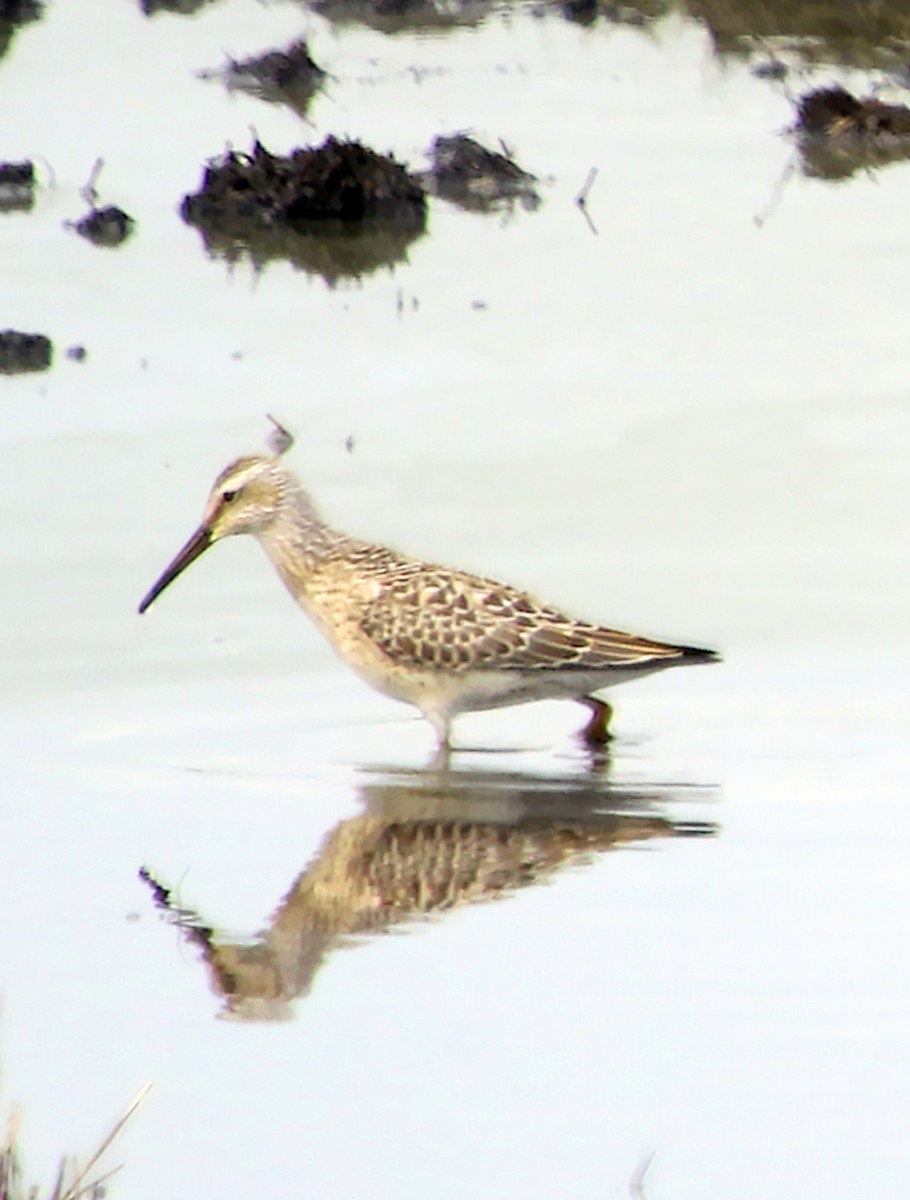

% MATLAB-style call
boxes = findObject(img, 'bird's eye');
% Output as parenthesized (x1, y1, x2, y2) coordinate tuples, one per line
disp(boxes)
(222, 489, 238, 503)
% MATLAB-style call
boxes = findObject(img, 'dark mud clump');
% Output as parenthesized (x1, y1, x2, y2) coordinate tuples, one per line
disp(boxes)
(181, 137, 427, 283)
(0, 0, 41, 59)
(0, 160, 35, 212)
(561, 0, 598, 26)
(75, 204, 135, 246)
(794, 85, 910, 179)
(200, 40, 326, 116)
(0, 330, 52, 374)
(184, 137, 426, 224)
(418, 133, 540, 213)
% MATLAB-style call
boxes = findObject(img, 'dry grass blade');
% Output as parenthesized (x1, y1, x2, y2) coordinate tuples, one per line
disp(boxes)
(1, 1109, 26, 1200)
(54, 1083, 153, 1200)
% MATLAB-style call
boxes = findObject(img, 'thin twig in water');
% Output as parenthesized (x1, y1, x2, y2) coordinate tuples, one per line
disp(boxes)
(57, 1082, 153, 1200)
(79, 158, 104, 209)
(575, 166, 599, 235)
(629, 1150, 655, 1199)
(64, 1162, 124, 1200)
(753, 148, 798, 227)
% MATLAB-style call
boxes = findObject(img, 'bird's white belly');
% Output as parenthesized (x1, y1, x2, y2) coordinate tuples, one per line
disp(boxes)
(348, 660, 657, 716)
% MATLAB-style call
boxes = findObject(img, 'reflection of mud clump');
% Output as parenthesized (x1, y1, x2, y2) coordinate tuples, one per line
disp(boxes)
(311, 0, 492, 35)
(560, 0, 667, 27)
(0, 330, 52, 374)
(419, 134, 540, 213)
(181, 137, 427, 283)
(690, 0, 910, 66)
(75, 204, 135, 246)
(140, 0, 218, 13)
(0, 160, 35, 212)
(794, 85, 910, 180)
(201, 40, 326, 115)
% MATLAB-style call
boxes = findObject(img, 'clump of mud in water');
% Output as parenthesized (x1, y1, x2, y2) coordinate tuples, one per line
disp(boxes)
(0, 160, 35, 212)
(0, 0, 41, 59)
(199, 40, 326, 116)
(0, 330, 52, 374)
(181, 137, 427, 283)
(418, 134, 540, 212)
(75, 205, 135, 246)
(67, 159, 136, 246)
(793, 85, 910, 179)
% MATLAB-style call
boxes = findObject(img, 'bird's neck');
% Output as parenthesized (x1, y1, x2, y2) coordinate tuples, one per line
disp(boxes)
(258, 483, 346, 594)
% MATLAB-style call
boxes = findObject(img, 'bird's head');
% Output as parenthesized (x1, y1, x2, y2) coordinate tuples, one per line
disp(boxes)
(138, 420, 295, 615)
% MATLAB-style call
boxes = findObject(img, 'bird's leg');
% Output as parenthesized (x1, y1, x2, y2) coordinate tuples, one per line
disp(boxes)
(424, 709, 453, 753)
(579, 696, 614, 746)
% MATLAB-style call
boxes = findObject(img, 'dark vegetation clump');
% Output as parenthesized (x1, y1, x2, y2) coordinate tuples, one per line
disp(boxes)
(74, 204, 135, 247)
(794, 85, 910, 179)
(0, 160, 35, 212)
(419, 134, 540, 212)
(183, 137, 426, 226)
(0, 330, 52, 374)
(202, 40, 326, 115)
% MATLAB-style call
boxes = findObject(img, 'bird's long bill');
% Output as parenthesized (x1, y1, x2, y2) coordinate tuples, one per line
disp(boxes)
(138, 526, 213, 614)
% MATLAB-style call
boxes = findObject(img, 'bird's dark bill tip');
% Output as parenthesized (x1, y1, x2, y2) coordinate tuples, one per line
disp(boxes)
(138, 526, 212, 615)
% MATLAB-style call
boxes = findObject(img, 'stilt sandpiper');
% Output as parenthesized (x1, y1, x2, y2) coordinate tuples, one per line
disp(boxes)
(138, 423, 719, 749)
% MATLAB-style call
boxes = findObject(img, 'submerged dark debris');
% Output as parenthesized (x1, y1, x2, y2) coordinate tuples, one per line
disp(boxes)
(199, 40, 326, 115)
(181, 137, 427, 282)
(418, 133, 540, 212)
(0, 160, 35, 212)
(74, 204, 135, 247)
(0, 330, 52, 374)
(794, 85, 910, 179)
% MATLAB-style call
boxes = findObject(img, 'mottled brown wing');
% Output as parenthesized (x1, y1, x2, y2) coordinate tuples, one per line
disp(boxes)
(354, 550, 696, 673)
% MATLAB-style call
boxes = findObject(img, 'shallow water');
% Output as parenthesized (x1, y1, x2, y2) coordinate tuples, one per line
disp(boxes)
(2, 2, 910, 1198)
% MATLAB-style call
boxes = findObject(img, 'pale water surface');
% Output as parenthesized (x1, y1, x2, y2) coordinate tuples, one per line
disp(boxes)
(1, 2, 909, 1198)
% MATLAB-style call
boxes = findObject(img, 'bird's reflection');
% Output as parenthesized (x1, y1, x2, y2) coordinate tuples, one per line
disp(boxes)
(140, 765, 718, 1021)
